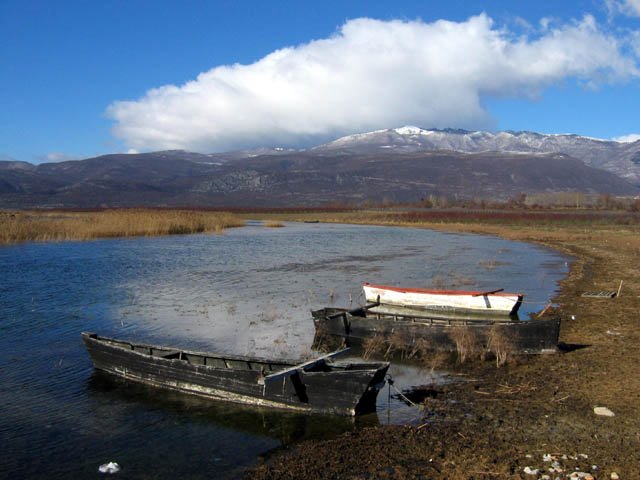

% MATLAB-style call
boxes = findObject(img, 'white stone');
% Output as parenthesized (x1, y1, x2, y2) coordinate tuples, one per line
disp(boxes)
(593, 406, 615, 417)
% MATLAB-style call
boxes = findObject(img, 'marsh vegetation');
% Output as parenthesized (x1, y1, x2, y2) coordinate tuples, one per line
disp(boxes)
(0, 209, 244, 244)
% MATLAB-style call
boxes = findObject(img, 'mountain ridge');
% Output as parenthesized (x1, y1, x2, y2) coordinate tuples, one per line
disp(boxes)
(1, 127, 638, 208)
(313, 126, 640, 183)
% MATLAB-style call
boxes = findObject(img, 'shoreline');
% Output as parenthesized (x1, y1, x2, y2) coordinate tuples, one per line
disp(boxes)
(2, 208, 638, 477)
(245, 213, 640, 479)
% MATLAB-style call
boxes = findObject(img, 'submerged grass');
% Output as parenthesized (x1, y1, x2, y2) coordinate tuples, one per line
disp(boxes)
(0, 209, 245, 244)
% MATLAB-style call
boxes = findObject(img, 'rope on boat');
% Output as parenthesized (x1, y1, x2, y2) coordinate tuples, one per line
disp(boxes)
(386, 375, 418, 407)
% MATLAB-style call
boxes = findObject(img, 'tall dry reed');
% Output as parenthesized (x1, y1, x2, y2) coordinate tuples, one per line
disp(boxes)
(449, 325, 479, 364)
(0, 209, 244, 244)
(487, 325, 515, 367)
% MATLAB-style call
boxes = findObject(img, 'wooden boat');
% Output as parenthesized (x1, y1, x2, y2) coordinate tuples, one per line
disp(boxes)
(312, 304, 560, 354)
(363, 283, 524, 316)
(82, 332, 389, 416)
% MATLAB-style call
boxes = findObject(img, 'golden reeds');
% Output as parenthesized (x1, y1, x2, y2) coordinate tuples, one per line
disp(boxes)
(263, 220, 285, 228)
(449, 325, 479, 364)
(362, 334, 386, 360)
(487, 325, 516, 368)
(0, 209, 245, 244)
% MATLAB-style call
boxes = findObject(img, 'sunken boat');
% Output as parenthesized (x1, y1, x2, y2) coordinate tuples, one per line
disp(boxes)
(82, 332, 389, 416)
(312, 304, 561, 354)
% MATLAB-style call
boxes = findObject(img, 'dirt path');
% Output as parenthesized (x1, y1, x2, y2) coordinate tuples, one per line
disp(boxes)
(246, 221, 640, 479)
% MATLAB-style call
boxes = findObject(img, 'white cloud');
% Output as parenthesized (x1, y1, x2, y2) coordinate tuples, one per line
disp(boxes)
(607, 0, 640, 17)
(632, 30, 640, 57)
(107, 14, 639, 152)
(613, 133, 640, 142)
(40, 152, 80, 163)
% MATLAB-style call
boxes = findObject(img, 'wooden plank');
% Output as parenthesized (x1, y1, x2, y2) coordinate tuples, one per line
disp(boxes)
(259, 348, 350, 385)
(581, 291, 617, 298)
(472, 288, 504, 297)
(326, 301, 380, 320)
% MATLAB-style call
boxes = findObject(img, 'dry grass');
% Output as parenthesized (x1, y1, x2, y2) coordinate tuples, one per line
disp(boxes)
(263, 220, 285, 228)
(449, 325, 480, 364)
(362, 334, 386, 360)
(404, 337, 433, 361)
(486, 324, 515, 367)
(0, 209, 245, 244)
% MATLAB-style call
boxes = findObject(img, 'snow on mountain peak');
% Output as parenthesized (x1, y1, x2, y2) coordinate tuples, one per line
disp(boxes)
(394, 126, 430, 136)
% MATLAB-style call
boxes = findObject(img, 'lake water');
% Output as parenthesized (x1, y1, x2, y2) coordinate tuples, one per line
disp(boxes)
(0, 221, 568, 479)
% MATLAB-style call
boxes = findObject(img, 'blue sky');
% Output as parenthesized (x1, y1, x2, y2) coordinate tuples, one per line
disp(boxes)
(1, 0, 639, 163)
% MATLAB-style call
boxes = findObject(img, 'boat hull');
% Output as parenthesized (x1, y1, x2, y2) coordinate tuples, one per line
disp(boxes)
(82, 333, 389, 416)
(363, 284, 523, 316)
(312, 308, 560, 355)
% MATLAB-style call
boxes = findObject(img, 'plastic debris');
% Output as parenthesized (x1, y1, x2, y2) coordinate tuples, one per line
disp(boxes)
(98, 462, 121, 474)
(611, 472, 620, 479)
(549, 460, 563, 473)
(523, 466, 539, 475)
(568, 472, 594, 479)
(593, 406, 615, 417)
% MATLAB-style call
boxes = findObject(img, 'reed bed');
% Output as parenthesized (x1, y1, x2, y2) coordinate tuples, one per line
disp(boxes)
(248, 208, 640, 230)
(263, 220, 285, 228)
(0, 209, 245, 244)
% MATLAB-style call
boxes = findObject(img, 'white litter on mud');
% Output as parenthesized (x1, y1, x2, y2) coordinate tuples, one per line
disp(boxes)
(98, 462, 120, 474)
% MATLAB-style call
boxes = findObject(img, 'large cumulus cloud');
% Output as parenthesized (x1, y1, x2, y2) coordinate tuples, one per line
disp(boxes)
(107, 14, 639, 152)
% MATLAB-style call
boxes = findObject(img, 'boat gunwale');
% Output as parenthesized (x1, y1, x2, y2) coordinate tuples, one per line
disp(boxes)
(312, 308, 560, 327)
(82, 332, 389, 374)
(82, 331, 300, 366)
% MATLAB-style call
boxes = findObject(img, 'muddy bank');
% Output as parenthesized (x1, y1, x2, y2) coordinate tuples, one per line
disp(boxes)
(246, 221, 640, 479)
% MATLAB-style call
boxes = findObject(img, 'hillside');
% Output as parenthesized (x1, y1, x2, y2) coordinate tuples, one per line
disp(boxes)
(1, 146, 637, 208)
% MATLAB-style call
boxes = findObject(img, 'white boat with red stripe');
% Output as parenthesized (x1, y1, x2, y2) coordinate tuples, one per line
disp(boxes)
(363, 283, 524, 316)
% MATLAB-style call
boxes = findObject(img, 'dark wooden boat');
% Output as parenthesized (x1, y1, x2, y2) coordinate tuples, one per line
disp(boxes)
(312, 304, 561, 354)
(82, 332, 389, 416)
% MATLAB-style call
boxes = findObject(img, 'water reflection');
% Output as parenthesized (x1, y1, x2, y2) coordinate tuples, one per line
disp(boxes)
(88, 371, 379, 443)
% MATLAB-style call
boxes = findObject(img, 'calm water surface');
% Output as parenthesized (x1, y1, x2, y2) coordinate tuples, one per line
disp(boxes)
(0, 222, 568, 478)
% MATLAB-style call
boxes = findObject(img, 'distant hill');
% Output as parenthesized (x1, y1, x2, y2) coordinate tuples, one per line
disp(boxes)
(1, 128, 638, 208)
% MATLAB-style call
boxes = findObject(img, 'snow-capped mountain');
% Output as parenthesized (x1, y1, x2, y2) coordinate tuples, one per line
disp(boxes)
(2, 126, 638, 208)
(315, 126, 640, 184)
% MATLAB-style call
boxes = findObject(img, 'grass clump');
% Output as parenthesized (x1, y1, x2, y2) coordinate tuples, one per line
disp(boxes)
(449, 325, 480, 364)
(487, 325, 516, 367)
(263, 220, 285, 228)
